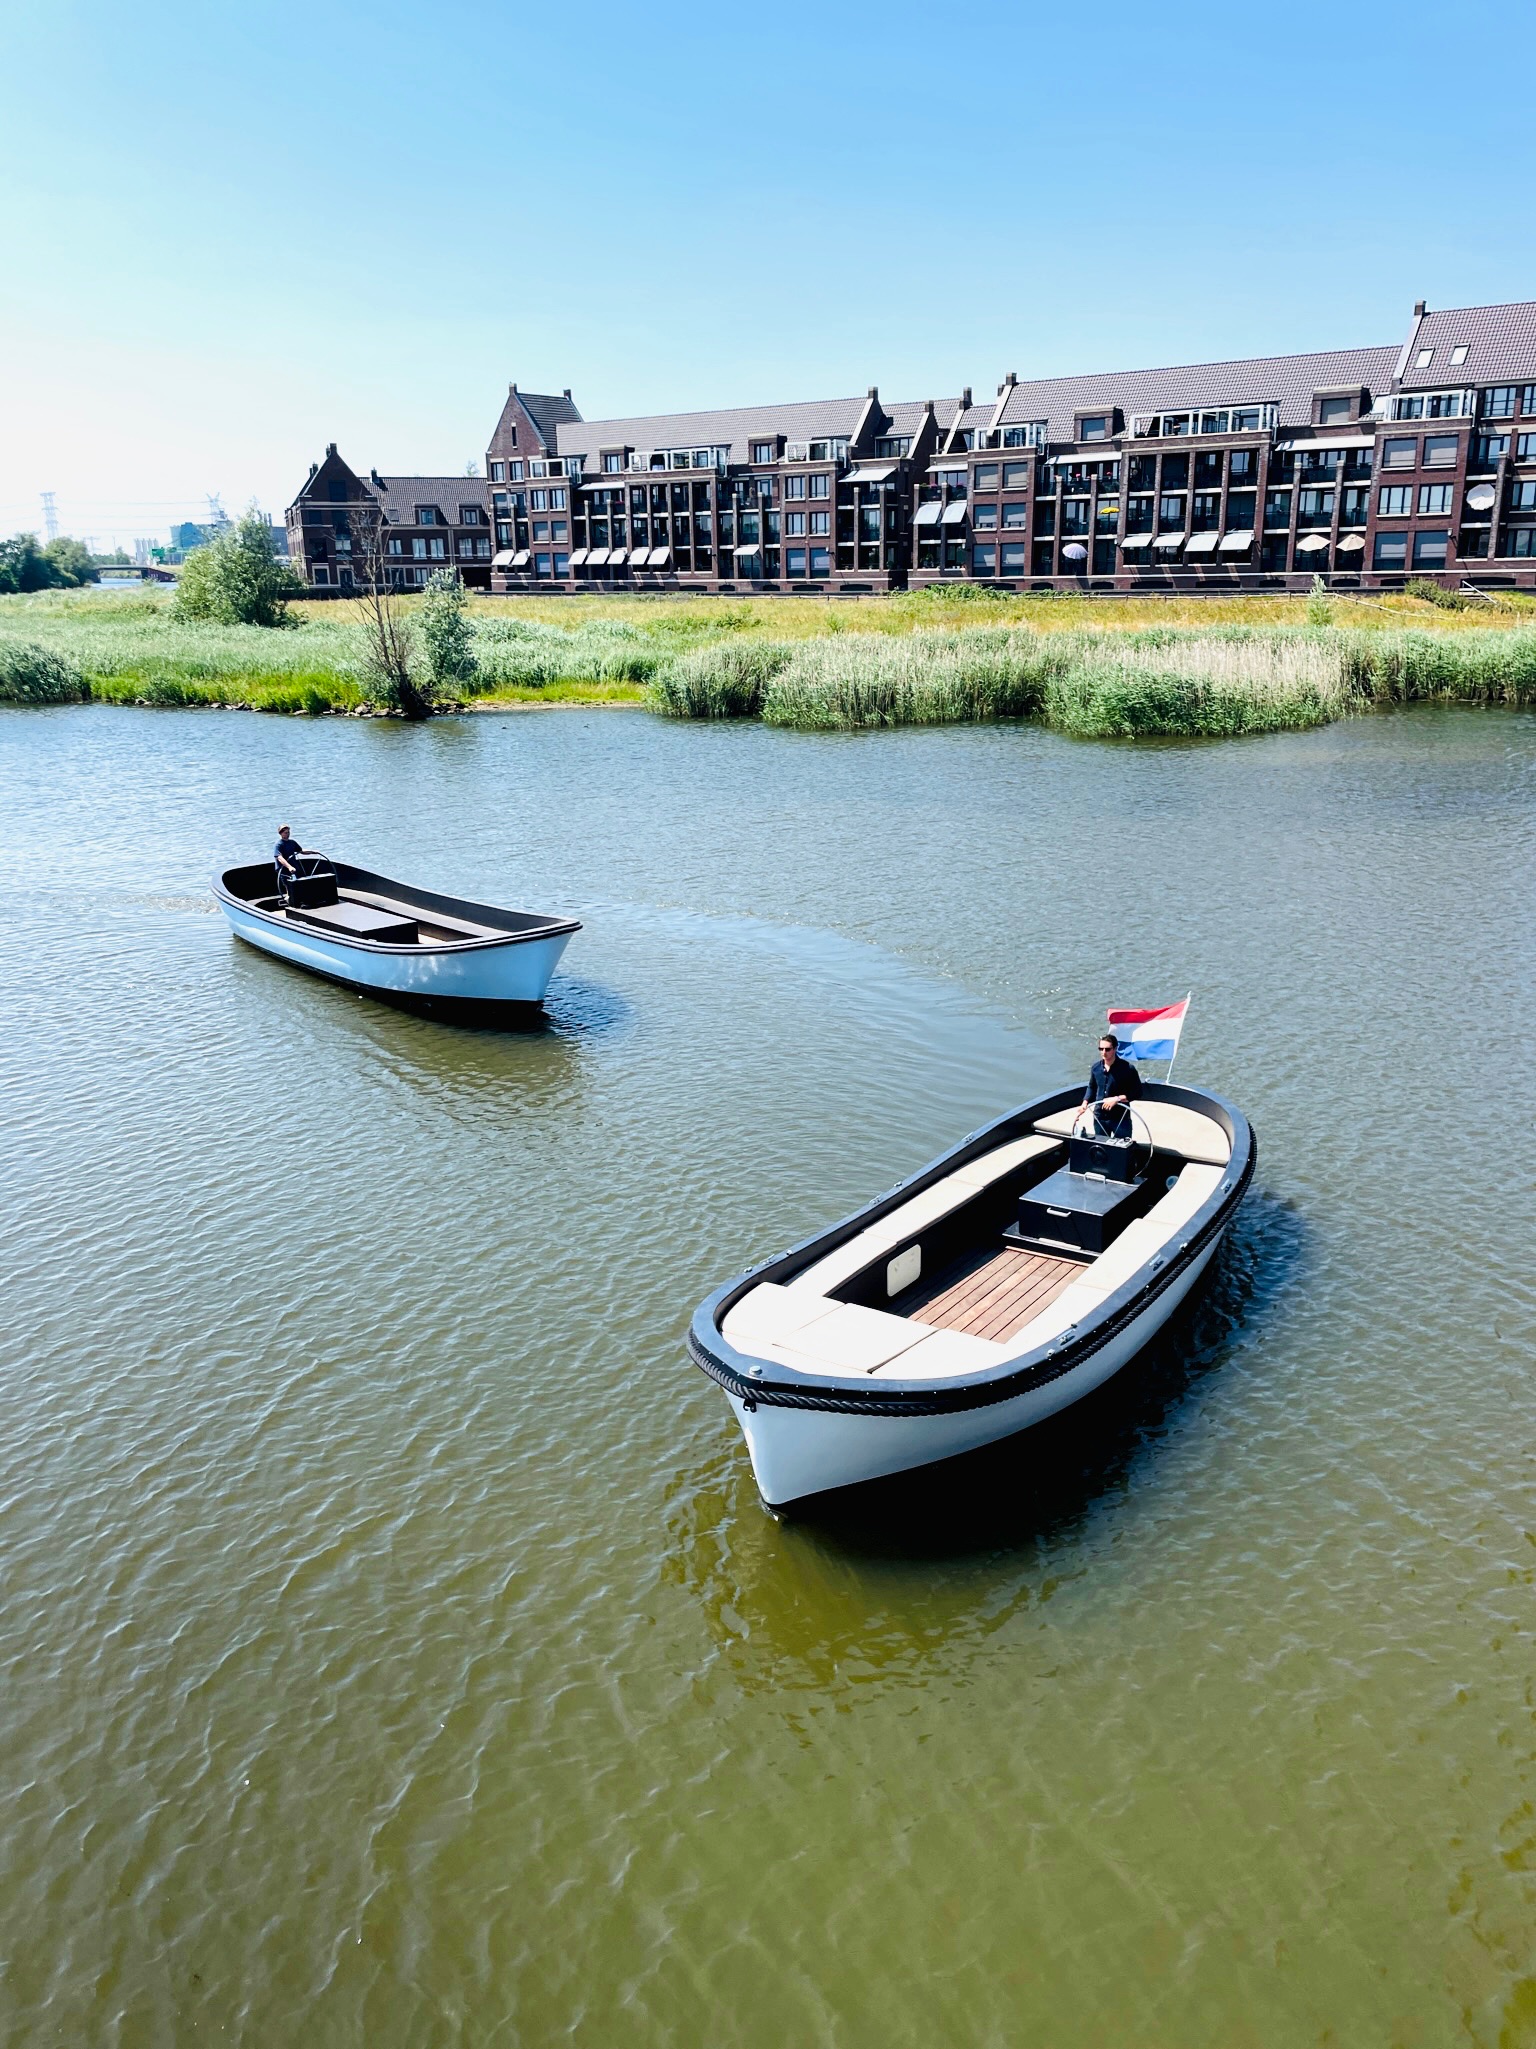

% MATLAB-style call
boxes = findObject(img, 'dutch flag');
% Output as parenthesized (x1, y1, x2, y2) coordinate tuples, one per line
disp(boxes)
(1107, 995, 1191, 1065)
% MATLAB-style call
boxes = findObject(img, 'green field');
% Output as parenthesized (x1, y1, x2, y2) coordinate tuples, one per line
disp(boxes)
(2, 583, 1534, 736)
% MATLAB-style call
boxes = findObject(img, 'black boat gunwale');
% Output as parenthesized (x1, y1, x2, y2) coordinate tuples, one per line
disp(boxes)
(687, 1081, 1255, 1420)
(214, 861, 582, 958)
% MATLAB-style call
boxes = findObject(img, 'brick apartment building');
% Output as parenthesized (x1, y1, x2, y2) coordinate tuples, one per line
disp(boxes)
(287, 298, 1536, 596)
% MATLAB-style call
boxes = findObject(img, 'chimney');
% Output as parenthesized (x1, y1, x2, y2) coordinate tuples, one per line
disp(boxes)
(325, 442, 337, 457)
(308, 462, 318, 479)
(510, 382, 518, 393)
(563, 388, 572, 400)
(961, 387, 972, 408)
(868, 385, 878, 398)
(1413, 300, 1427, 316)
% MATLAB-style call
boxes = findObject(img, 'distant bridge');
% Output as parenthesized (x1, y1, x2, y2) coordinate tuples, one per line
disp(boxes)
(98, 564, 178, 584)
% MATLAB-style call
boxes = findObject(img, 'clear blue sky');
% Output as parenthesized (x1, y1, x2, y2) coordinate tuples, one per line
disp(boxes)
(2, 0, 1532, 548)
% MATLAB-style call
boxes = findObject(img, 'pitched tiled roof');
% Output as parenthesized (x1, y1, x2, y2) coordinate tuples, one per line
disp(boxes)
(374, 476, 491, 525)
(515, 390, 584, 445)
(1397, 301, 1536, 389)
(996, 344, 1400, 443)
(550, 393, 961, 465)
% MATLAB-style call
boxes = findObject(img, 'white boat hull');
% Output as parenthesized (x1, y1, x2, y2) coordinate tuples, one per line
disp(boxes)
(730, 1235, 1222, 1508)
(220, 898, 573, 1004)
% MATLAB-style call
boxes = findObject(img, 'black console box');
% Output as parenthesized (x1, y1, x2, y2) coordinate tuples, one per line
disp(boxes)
(287, 869, 339, 909)
(1067, 1130, 1137, 1182)
(1006, 1166, 1145, 1256)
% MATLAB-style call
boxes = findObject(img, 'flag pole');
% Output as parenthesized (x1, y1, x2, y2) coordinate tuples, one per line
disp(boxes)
(1164, 992, 1193, 1085)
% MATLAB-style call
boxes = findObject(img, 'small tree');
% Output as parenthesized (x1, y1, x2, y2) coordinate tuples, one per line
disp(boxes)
(174, 505, 302, 626)
(1305, 572, 1333, 626)
(44, 538, 96, 586)
(419, 568, 477, 694)
(0, 533, 56, 593)
(351, 501, 435, 719)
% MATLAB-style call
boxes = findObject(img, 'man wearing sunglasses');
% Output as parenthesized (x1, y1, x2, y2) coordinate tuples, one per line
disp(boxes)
(1080, 1030, 1142, 1139)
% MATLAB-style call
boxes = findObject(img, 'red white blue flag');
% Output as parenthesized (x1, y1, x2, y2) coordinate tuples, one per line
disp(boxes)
(1107, 995, 1190, 1064)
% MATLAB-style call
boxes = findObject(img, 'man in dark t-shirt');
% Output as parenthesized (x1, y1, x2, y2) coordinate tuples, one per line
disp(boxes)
(1081, 1031, 1143, 1137)
(274, 826, 304, 901)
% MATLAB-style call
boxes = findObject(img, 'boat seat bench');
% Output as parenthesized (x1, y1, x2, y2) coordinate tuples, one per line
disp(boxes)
(722, 1159, 1225, 1382)
(1034, 1101, 1230, 1166)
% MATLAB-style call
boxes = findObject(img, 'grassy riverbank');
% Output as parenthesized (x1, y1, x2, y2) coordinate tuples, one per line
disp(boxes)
(3, 584, 1535, 735)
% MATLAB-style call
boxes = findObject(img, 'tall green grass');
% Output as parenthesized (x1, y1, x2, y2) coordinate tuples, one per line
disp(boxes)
(647, 640, 793, 717)
(0, 639, 88, 703)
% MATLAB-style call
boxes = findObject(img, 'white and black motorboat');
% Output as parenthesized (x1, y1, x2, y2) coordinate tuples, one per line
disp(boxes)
(688, 1081, 1255, 1510)
(214, 855, 580, 1014)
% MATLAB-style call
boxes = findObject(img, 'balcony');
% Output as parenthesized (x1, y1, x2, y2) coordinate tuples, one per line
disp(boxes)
(1389, 389, 1474, 421)
(1128, 403, 1278, 439)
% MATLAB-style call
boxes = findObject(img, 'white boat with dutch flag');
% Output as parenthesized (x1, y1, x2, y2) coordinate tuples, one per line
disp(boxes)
(689, 1001, 1253, 1511)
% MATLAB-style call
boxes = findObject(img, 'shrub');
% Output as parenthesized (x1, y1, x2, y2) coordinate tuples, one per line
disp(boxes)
(648, 640, 792, 717)
(0, 639, 88, 702)
(758, 628, 1067, 729)
(174, 507, 303, 627)
(419, 569, 477, 689)
(1306, 574, 1333, 626)
(1404, 576, 1472, 610)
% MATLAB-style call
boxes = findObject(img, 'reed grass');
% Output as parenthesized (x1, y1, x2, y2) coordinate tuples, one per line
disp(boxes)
(4, 585, 1535, 734)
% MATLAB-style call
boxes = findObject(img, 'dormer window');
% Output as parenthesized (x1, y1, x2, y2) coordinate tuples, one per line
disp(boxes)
(415, 505, 438, 525)
(1319, 395, 1354, 423)
(1079, 415, 1109, 442)
(752, 442, 775, 464)
(603, 453, 624, 473)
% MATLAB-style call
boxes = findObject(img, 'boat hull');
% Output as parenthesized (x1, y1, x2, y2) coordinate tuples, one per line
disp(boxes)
(220, 897, 573, 1004)
(730, 1235, 1222, 1508)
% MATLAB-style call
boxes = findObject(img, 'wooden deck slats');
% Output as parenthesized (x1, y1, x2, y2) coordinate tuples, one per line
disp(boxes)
(901, 1246, 1083, 1344)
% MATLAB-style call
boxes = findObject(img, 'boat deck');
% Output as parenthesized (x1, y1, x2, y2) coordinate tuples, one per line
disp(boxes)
(897, 1245, 1083, 1344)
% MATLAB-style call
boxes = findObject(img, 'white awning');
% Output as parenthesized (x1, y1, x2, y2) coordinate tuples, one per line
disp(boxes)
(1153, 531, 1187, 551)
(567, 547, 590, 567)
(607, 548, 628, 566)
(733, 546, 762, 565)
(1465, 482, 1497, 512)
(1275, 435, 1375, 453)
(586, 547, 609, 566)
(1218, 530, 1255, 552)
(1119, 533, 1153, 551)
(1296, 532, 1330, 552)
(1336, 533, 1365, 552)
(940, 501, 969, 525)
(491, 549, 517, 566)
(844, 463, 897, 484)
(1183, 531, 1221, 554)
(914, 502, 944, 527)
(649, 548, 672, 569)
(510, 549, 531, 567)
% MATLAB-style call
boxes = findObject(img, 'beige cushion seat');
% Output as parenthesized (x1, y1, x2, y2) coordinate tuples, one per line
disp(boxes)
(1034, 1100, 1230, 1165)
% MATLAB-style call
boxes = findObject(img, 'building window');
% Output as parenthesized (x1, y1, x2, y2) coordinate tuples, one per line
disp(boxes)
(1509, 480, 1536, 510)
(972, 545, 996, 575)
(1381, 438, 1417, 470)
(1341, 487, 1370, 527)
(785, 511, 806, 536)
(972, 503, 998, 530)
(459, 505, 486, 525)
(1002, 462, 1029, 489)
(490, 462, 505, 482)
(1418, 482, 1454, 514)
(809, 510, 830, 535)
(553, 552, 569, 575)
(1296, 489, 1335, 528)
(429, 537, 447, 558)
(1475, 434, 1511, 467)
(1504, 528, 1536, 556)
(1034, 500, 1055, 537)
(1260, 535, 1290, 573)
(809, 547, 830, 576)
(534, 553, 552, 576)
(409, 538, 426, 559)
(1483, 387, 1516, 418)
(1062, 498, 1090, 535)
(415, 506, 438, 524)
(1411, 530, 1448, 568)
(1422, 436, 1459, 467)
(1160, 453, 1189, 489)
(1263, 490, 1292, 530)
(1414, 348, 1434, 367)
(809, 473, 830, 499)
(874, 437, 911, 458)
(1229, 449, 1256, 482)
(1079, 415, 1108, 441)
(973, 464, 998, 492)
(1373, 535, 1408, 568)
(551, 489, 567, 510)
(786, 548, 807, 576)
(1191, 491, 1221, 531)
(783, 475, 806, 499)
(533, 522, 549, 543)
(1157, 493, 1186, 531)
(1000, 543, 1026, 574)
(1125, 496, 1154, 532)
(752, 443, 774, 463)
(1001, 501, 1028, 529)
(496, 521, 512, 546)
(1451, 345, 1469, 364)
(509, 461, 524, 482)
(1319, 395, 1353, 423)
(603, 454, 623, 473)
(1031, 540, 1055, 576)
(313, 564, 330, 585)
(1378, 484, 1412, 516)
(387, 537, 403, 556)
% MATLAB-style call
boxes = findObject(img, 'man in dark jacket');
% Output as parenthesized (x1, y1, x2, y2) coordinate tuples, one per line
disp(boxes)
(1081, 1031, 1143, 1137)
(274, 825, 305, 902)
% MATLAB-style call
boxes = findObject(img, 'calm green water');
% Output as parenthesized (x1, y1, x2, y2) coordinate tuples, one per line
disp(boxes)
(1, 703, 1533, 2048)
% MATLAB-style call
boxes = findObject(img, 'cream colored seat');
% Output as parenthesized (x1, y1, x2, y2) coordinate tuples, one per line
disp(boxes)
(1034, 1100, 1229, 1165)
